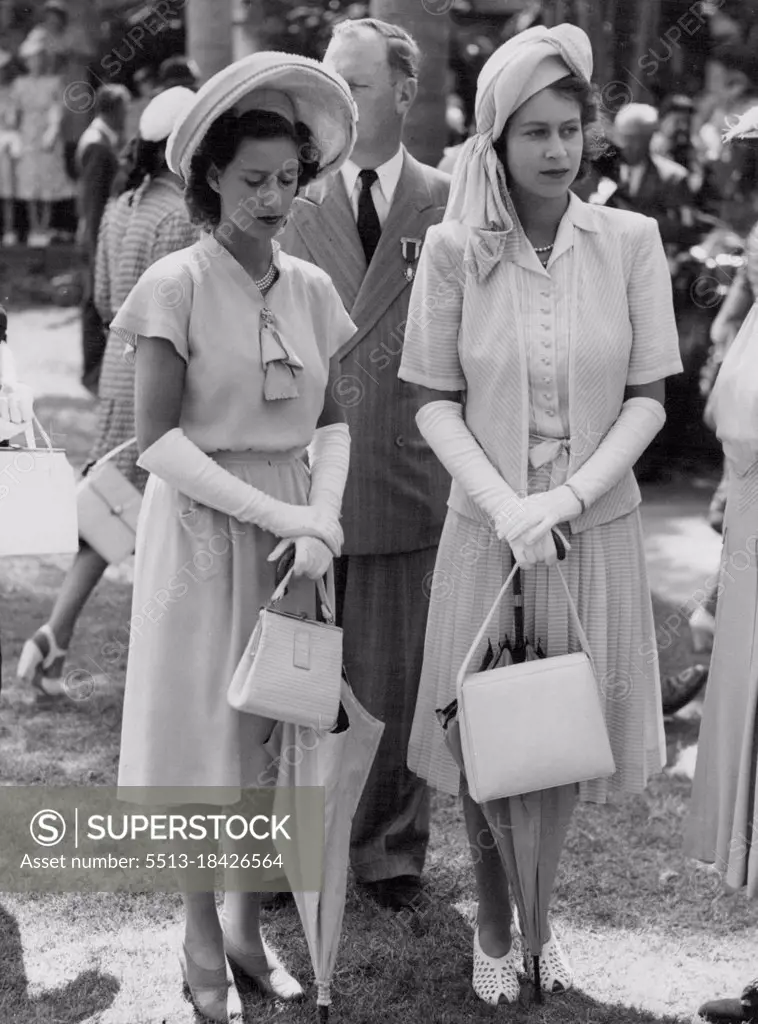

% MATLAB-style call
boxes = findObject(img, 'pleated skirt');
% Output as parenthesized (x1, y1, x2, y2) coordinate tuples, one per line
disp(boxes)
(117, 449, 316, 802)
(407, 466, 666, 805)
(685, 459, 758, 894)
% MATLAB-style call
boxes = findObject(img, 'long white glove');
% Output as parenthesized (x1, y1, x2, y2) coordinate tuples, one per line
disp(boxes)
(0, 341, 34, 442)
(416, 400, 535, 542)
(268, 422, 351, 579)
(0, 383, 34, 441)
(138, 427, 343, 554)
(306, 422, 350, 519)
(522, 397, 666, 545)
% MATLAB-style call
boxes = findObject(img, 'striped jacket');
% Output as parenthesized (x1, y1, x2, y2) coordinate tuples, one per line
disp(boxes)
(399, 197, 683, 534)
(280, 151, 451, 555)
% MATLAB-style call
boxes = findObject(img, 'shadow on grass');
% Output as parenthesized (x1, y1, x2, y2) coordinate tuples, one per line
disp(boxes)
(314, 889, 691, 1024)
(0, 902, 119, 1023)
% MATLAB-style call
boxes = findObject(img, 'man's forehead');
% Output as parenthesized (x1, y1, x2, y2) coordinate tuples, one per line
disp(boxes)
(325, 28, 389, 68)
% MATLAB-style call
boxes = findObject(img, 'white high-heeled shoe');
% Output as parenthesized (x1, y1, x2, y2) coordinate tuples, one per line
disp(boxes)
(17, 624, 68, 697)
(525, 930, 573, 994)
(472, 927, 520, 1005)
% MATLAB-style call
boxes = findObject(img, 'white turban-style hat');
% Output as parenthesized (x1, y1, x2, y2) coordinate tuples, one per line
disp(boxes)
(139, 86, 196, 143)
(165, 51, 357, 183)
(445, 24, 593, 279)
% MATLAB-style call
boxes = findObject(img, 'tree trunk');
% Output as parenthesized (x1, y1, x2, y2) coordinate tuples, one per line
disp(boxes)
(186, 0, 233, 84)
(627, 0, 660, 101)
(232, 0, 267, 60)
(369, 0, 450, 167)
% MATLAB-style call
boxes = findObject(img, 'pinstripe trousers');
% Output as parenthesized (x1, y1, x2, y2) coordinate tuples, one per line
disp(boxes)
(334, 546, 437, 882)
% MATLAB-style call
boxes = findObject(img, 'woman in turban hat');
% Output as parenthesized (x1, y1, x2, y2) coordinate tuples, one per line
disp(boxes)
(399, 25, 683, 1004)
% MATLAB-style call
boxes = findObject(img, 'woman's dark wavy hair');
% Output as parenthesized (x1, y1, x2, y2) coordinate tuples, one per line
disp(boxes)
(185, 109, 322, 229)
(117, 137, 169, 202)
(495, 73, 607, 183)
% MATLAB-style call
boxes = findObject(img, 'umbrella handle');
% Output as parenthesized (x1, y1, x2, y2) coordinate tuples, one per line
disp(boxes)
(455, 562, 596, 698)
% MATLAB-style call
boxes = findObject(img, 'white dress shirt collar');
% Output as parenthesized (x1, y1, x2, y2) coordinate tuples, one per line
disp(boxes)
(340, 147, 405, 225)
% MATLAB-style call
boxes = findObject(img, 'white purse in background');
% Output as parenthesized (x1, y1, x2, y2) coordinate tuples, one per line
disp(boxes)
(76, 437, 142, 564)
(457, 563, 616, 803)
(0, 417, 78, 557)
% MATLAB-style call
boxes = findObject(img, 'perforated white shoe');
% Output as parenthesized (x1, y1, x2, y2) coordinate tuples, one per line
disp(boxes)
(472, 927, 520, 1005)
(525, 930, 573, 994)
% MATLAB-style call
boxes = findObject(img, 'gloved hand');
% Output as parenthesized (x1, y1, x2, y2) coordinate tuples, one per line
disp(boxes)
(510, 529, 559, 570)
(139, 428, 344, 553)
(519, 485, 583, 546)
(268, 536, 333, 581)
(416, 401, 536, 543)
(0, 382, 34, 442)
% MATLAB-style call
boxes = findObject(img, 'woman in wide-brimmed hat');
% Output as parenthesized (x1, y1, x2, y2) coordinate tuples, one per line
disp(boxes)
(399, 25, 682, 1003)
(108, 53, 358, 1022)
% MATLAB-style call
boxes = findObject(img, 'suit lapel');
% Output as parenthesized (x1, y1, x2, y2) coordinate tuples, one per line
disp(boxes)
(290, 174, 366, 310)
(340, 153, 438, 359)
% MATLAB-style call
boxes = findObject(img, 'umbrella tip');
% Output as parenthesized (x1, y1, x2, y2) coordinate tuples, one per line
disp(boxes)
(533, 955, 543, 1004)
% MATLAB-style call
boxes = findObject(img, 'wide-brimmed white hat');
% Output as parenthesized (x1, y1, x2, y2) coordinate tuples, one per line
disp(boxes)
(166, 51, 357, 182)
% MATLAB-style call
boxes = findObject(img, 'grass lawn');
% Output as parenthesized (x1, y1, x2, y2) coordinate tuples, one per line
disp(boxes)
(0, 394, 754, 1023)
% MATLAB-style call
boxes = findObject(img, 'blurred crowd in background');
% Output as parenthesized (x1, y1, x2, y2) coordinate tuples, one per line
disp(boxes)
(0, 0, 757, 476)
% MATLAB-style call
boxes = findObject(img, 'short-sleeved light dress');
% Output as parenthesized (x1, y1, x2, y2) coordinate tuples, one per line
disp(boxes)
(400, 199, 681, 804)
(110, 233, 356, 800)
(11, 74, 75, 202)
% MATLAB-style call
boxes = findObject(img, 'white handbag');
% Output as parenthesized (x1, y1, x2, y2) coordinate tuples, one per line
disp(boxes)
(0, 417, 78, 557)
(457, 563, 616, 803)
(227, 567, 343, 730)
(76, 437, 142, 564)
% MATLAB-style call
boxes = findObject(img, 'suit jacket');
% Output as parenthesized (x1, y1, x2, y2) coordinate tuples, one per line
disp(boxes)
(76, 126, 119, 256)
(280, 149, 451, 556)
(611, 154, 693, 245)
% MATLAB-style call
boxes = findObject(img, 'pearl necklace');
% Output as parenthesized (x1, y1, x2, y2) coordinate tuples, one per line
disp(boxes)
(254, 260, 277, 294)
(533, 243, 554, 253)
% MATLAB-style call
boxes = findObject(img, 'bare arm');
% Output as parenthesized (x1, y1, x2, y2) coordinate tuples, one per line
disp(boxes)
(402, 381, 462, 411)
(316, 355, 348, 428)
(625, 378, 665, 405)
(134, 336, 186, 453)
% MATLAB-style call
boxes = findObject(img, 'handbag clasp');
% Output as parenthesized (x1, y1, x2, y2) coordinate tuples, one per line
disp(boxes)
(293, 629, 311, 670)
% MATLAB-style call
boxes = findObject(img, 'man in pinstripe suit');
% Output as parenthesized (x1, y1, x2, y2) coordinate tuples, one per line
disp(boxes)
(280, 17, 450, 910)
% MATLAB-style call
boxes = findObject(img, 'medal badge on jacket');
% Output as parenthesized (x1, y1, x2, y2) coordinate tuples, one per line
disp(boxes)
(401, 237, 422, 282)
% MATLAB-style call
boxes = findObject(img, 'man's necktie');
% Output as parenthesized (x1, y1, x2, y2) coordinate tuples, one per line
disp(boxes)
(357, 168, 381, 264)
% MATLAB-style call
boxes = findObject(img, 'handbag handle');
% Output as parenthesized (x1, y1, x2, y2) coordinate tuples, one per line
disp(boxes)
(85, 436, 137, 475)
(455, 562, 595, 701)
(269, 565, 336, 625)
(22, 415, 55, 452)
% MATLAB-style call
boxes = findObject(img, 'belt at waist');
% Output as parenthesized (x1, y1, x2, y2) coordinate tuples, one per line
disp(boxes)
(528, 435, 570, 470)
(210, 447, 307, 467)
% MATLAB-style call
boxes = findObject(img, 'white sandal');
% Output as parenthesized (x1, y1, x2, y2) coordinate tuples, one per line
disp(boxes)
(17, 624, 68, 697)
(525, 930, 573, 994)
(472, 927, 520, 1005)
